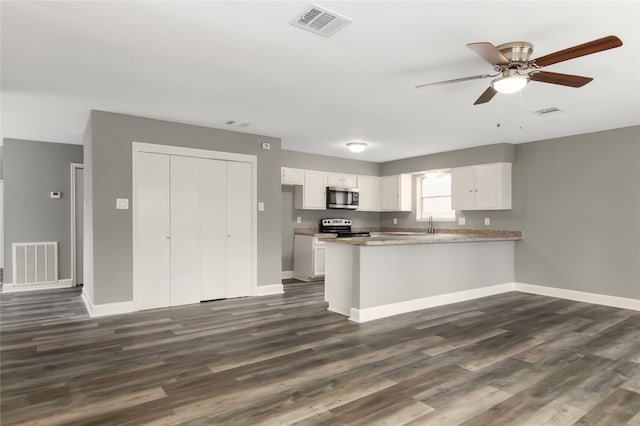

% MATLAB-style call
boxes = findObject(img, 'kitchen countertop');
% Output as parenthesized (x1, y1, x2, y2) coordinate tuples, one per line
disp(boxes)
(320, 232, 522, 246)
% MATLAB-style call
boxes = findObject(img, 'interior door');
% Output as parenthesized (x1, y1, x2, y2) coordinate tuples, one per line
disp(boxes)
(226, 161, 253, 298)
(200, 158, 228, 300)
(135, 152, 171, 310)
(170, 155, 202, 306)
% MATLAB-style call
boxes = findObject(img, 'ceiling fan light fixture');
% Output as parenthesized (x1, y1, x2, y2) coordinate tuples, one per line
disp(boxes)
(492, 70, 529, 94)
(346, 141, 368, 153)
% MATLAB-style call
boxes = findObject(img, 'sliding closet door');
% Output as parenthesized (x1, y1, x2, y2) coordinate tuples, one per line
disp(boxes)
(134, 152, 171, 310)
(170, 155, 202, 306)
(226, 161, 253, 298)
(200, 159, 228, 300)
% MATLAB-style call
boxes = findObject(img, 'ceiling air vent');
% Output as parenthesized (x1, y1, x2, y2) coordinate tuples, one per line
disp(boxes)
(534, 107, 564, 116)
(290, 4, 353, 38)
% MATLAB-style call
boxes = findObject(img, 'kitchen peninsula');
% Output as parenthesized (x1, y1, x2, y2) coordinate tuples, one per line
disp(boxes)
(323, 231, 522, 322)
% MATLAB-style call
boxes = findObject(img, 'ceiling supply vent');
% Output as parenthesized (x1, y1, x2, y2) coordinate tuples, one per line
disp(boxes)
(534, 107, 564, 116)
(290, 4, 353, 38)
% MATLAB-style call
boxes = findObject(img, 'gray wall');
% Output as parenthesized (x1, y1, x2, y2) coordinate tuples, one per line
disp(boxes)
(379, 143, 518, 231)
(513, 126, 639, 299)
(282, 150, 380, 176)
(378, 127, 639, 299)
(88, 111, 282, 305)
(3, 139, 83, 282)
(281, 150, 382, 271)
(83, 118, 95, 301)
(381, 143, 514, 175)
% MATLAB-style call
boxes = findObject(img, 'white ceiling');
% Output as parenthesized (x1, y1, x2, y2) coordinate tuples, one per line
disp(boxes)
(2, 1, 639, 162)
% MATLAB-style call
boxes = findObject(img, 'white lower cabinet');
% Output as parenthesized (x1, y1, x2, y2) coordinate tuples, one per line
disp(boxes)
(134, 149, 253, 310)
(451, 162, 512, 210)
(293, 235, 326, 281)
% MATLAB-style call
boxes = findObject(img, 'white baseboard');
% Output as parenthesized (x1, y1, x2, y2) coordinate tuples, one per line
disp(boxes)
(81, 290, 134, 317)
(2, 279, 74, 293)
(349, 283, 515, 323)
(514, 282, 640, 311)
(281, 270, 294, 280)
(253, 284, 284, 296)
(347, 281, 639, 322)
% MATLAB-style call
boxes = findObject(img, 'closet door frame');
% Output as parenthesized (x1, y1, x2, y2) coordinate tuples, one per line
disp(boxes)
(132, 142, 257, 311)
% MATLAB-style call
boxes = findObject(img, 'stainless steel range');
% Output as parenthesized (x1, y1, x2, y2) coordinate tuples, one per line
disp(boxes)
(320, 219, 371, 238)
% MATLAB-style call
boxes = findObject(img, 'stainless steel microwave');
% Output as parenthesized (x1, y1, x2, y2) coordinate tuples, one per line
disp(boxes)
(326, 186, 359, 209)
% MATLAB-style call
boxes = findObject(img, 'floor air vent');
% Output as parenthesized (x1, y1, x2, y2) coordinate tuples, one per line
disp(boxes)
(290, 4, 353, 38)
(12, 242, 58, 285)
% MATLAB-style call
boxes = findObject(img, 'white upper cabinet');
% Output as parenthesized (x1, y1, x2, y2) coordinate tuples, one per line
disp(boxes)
(294, 170, 327, 210)
(357, 175, 382, 211)
(281, 167, 304, 185)
(327, 172, 358, 188)
(451, 162, 512, 210)
(381, 174, 412, 211)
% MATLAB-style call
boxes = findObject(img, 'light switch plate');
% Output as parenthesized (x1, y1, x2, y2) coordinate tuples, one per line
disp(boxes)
(50, 191, 61, 199)
(458, 217, 466, 225)
(258, 202, 265, 211)
(393, 218, 398, 225)
(116, 198, 129, 210)
(261, 142, 271, 150)
(484, 217, 490, 226)
(296, 216, 302, 224)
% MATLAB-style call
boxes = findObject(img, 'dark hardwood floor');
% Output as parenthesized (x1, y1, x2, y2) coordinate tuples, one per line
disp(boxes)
(1, 281, 639, 425)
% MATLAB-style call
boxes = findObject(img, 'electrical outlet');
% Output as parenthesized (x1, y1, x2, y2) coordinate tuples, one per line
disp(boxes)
(258, 202, 265, 211)
(393, 218, 398, 225)
(261, 142, 271, 150)
(296, 216, 301, 224)
(484, 217, 490, 226)
(458, 217, 466, 225)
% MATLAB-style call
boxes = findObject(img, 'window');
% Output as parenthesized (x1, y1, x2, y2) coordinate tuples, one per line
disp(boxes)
(417, 170, 455, 221)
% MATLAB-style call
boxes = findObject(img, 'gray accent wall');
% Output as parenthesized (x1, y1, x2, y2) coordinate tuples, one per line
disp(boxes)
(83, 119, 95, 301)
(376, 127, 639, 300)
(282, 150, 380, 176)
(3, 139, 83, 282)
(513, 126, 639, 300)
(87, 111, 282, 305)
(381, 143, 514, 175)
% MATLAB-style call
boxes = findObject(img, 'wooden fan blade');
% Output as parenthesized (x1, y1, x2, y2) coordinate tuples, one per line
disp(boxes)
(531, 35, 622, 67)
(467, 42, 510, 66)
(473, 86, 498, 105)
(530, 71, 593, 87)
(415, 74, 496, 89)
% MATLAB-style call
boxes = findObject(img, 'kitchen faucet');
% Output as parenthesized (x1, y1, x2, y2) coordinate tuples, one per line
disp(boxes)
(427, 215, 436, 234)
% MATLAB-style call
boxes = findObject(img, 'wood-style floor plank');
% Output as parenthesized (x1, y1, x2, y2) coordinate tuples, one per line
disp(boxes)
(1, 282, 639, 425)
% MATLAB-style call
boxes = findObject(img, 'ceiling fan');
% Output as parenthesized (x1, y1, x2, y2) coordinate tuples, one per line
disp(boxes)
(416, 35, 623, 105)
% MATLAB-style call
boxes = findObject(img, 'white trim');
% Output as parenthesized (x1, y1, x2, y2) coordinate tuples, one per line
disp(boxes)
(81, 290, 134, 317)
(253, 284, 284, 296)
(349, 283, 515, 322)
(70, 163, 84, 286)
(514, 282, 640, 311)
(132, 142, 258, 311)
(132, 142, 256, 163)
(2, 279, 74, 293)
(281, 270, 294, 279)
